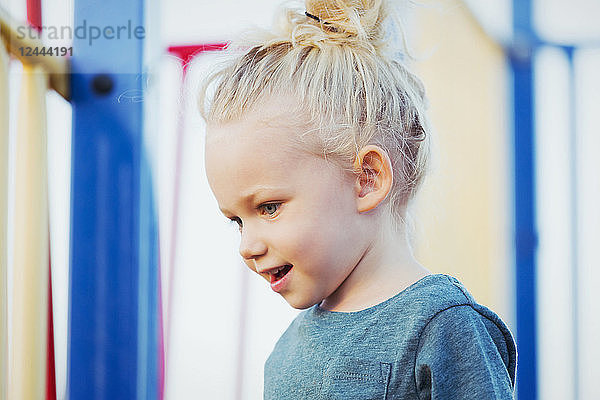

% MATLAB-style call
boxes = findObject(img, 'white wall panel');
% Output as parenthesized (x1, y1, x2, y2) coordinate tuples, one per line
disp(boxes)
(534, 47, 576, 400)
(574, 48, 600, 400)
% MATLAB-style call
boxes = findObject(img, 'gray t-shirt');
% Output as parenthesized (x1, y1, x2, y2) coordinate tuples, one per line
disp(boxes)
(264, 274, 517, 399)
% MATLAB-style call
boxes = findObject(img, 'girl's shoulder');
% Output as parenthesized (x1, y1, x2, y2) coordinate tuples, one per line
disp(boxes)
(403, 273, 475, 302)
(385, 273, 477, 318)
(398, 274, 513, 339)
(408, 275, 517, 384)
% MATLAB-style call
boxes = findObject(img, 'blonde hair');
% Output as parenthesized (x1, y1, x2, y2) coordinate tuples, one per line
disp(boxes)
(199, 0, 430, 230)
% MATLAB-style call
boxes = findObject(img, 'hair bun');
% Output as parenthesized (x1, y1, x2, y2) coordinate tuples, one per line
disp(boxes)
(302, 0, 388, 48)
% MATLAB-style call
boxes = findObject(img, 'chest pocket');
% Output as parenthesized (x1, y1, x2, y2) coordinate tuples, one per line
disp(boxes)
(321, 357, 391, 400)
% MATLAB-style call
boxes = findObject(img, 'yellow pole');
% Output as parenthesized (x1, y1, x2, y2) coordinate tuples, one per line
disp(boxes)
(412, 1, 510, 314)
(0, 38, 9, 400)
(9, 63, 49, 400)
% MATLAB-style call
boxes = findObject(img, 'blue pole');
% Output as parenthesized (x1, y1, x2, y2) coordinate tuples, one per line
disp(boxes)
(511, 0, 538, 398)
(67, 0, 160, 398)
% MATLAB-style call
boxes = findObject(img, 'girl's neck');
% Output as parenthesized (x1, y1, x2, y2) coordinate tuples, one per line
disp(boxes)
(319, 223, 430, 312)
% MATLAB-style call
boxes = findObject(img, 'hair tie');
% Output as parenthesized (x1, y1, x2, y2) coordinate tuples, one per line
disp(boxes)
(305, 11, 337, 31)
(305, 11, 322, 23)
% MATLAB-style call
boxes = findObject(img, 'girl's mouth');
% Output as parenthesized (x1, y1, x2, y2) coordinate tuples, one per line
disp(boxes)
(270, 264, 292, 283)
(270, 264, 293, 292)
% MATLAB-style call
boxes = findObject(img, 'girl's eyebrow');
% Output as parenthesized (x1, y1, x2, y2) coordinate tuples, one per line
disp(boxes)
(219, 186, 287, 215)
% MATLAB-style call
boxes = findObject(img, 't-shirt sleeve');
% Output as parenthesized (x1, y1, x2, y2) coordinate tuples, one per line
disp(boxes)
(414, 305, 516, 400)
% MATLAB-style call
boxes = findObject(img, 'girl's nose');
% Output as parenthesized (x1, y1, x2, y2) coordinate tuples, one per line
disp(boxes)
(238, 227, 267, 260)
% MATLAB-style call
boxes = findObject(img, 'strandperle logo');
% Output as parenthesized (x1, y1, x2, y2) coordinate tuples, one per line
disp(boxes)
(16, 19, 146, 46)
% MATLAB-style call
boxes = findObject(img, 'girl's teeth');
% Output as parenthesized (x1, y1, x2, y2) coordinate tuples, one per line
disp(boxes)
(274, 265, 287, 274)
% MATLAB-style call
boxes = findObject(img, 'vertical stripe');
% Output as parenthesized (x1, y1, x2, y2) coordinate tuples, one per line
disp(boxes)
(0, 38, 10, 400)
(10, 63, 49, 400)
(573, 48, 600, 400)
(46, 251, 56, 400)
(24, 1, 58, 396)
(164, 45, 225, 399)
(166, 65, 186, 381)
(26, 0, 42, 32)
(24, 0, 58, 395)
(534, 47, 576, 400)
(137, 151, 159, 400)
(511, 0, 538, 397)
(157, 247, 165, 400)
(511, 56, 538, 400)
(68, 0, 160, 397)
(565, 46, 580, 400)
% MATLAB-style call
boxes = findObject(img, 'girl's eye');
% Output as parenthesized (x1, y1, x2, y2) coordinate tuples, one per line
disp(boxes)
(259, 203, 281, 216)
(227, 203, 281, 231)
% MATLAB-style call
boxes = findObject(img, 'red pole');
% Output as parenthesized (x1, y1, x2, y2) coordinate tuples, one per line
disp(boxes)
(26, 0, 42, 32)
(46, 249, 56, 400)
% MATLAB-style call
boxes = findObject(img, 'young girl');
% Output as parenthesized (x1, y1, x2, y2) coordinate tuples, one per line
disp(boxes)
(200, 0, 517, 398)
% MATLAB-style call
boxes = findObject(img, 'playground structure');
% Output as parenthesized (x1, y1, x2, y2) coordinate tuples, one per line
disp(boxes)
(1, 0, 599, 399)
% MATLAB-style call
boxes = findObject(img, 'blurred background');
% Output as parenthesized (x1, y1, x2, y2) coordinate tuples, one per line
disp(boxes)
(1, 0, 599, 399)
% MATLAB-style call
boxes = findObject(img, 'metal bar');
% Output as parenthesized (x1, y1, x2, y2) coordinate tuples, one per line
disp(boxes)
(0, 37, 9, 400)
(24, 0, 58, 397)
(511, 0, 538, 398)
(67, 0, 159, 398)
(10, 62, 50, 400)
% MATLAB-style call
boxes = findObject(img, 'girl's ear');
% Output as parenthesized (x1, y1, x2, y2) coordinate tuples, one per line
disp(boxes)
(353, 145, 393, 213)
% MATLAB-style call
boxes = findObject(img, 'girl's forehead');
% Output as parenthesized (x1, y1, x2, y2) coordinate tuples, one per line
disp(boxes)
(208, 94, 308, 136)
(206, 111, 314, 161)
(207, 122, 302, 158)
(206, 118, 342, 181)
(205, 121, 310, 184)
